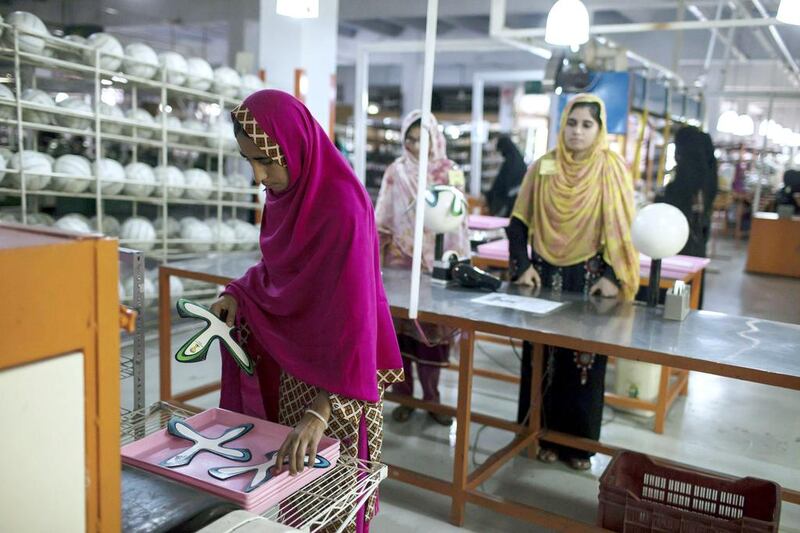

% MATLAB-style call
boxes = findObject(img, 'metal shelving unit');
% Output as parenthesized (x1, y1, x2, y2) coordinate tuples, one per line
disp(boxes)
(119, 247, 145, 413)
(0, 22, 262, 258)
(120, 401, 388, 533)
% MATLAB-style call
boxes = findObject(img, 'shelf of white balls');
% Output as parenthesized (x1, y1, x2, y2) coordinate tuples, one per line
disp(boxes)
(0, 100, 244, 159)
(0, 178, 263, 211)
(0, 18, 266, 105)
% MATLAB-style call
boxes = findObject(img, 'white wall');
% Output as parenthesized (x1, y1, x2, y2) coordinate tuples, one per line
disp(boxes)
(259, 0, 339, 130)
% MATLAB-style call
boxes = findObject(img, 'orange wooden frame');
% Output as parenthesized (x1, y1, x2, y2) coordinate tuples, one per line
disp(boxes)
(0, 224, 120, 532)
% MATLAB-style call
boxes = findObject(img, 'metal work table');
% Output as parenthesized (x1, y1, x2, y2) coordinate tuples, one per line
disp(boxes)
(158, 253, 800, 531)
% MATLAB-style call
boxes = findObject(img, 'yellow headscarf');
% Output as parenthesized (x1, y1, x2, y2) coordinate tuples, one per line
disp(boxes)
(511, 93, 640, 300)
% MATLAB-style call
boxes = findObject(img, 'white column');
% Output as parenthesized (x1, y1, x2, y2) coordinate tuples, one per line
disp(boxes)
(258, 0, 339, 129)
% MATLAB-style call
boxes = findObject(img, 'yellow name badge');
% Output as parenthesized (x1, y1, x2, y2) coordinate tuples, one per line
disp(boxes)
(448, 168, 465, 188)
(539, 159, 558, 175)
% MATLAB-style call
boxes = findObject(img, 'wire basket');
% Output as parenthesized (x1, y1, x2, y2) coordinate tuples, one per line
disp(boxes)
(120, 402, 387, 532)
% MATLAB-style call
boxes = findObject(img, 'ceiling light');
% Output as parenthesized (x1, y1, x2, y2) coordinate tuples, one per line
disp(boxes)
(276, 0, 319, 19)
(545, 0, 590, 47)
(716, 110, 739, 133)
(734, 114, 754, 137)
(777, 0, 800, 25)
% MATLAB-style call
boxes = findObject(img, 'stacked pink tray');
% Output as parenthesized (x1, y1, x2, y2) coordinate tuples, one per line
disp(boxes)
(121, 408, 339, 514)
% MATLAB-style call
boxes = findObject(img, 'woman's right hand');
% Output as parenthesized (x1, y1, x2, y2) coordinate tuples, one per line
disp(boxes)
(515, 266, 541, 288)
(210, 294, 238, 327)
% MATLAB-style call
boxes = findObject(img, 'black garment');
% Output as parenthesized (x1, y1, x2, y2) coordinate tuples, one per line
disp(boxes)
(485, 136, 527, 217)
(776, 169, 800, 215)
(506, 217, 613, 460)
(657, 127, 718, 258)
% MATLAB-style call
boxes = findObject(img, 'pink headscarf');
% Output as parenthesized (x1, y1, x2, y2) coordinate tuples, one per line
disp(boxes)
(375, 110, 471, 271)
(224, 90, 402, 403)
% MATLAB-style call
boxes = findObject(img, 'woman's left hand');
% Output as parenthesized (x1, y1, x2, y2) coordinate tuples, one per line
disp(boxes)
(589, 277, 620, 298)
(275, 391, 331, 475)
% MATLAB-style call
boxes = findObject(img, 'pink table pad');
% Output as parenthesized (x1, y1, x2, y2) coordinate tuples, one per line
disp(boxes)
(468, 215, 510, 230)
(121, 408, 339, 512)
(474, 239, 710, 280)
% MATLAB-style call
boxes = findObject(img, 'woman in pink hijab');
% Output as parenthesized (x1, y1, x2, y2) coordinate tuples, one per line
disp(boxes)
(210, 90, 404, 533)
(374, 110, 470, 425)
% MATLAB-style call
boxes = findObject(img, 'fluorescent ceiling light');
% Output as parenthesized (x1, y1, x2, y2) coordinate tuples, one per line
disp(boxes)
(545, 0, 590, 47)
(777, 0, 800, 25)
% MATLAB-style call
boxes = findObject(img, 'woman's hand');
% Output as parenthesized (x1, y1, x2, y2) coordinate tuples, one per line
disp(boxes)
(275, 391, 331, 475)
(589, 277, 620, 298)
(515, 266, 541, 288)
(209, 294, 238, 327)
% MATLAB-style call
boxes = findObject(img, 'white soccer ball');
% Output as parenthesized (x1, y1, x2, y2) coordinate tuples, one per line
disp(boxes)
(0, 83, 15, 121)
(100, 102, 125, 135)
(239, 74, 264, 98)
(21, 88, 56, 124)
(53, 154, 92, 193)
(156, 114, 182, 143)
(85, 33, 124, 71)
(54, 215, 93, 234)
(213, 67, 241, 98)
(184, 168, 214, 200)
(154, 216, 181, 239)
(89, 158, 126, 196)
(632, 203, 690, 259)
(186, 57, 214, 91)
(423, 185, 467, 234)
(0, 153, 7, 185)
(27, 212, 54, 226)
(226, 219, 260, 250)
(56, 34, 86, 61)
(123, 162, 156, 197)
(56, 96, 93, 130)
(154, 165, 186, 198)
(4, 11, 50, 54)
(125, 108, 157, 139)
(180, 218, 213, 252)
(158, 52, 188, 86)
(123, 42, 159, 79)
(9, 151, 52, 190)
(206, 119, 238, 151)
(120, 217, 157, 251)
(227, 173, 255, 202)
(181, 119, 207, 144)
(146, 269, 185, 298)
(205, 218, 237, 251)
(90, 214, 121, 237)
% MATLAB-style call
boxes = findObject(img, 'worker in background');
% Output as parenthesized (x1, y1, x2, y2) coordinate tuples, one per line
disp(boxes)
(776, 169, 800, 215)
(507, 94, 639, 470)
(485, 135, 528, 217)
(374, 110, 471, 426)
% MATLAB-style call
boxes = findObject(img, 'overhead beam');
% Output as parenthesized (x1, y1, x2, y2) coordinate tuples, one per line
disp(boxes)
(496, 15, 784, 40)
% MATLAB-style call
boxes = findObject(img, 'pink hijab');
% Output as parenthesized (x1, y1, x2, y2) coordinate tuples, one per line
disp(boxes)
(224, 90, 402, 404)
(375, 110, 471, 271)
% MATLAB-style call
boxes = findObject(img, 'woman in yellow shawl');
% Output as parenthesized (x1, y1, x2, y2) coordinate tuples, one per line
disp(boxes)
(507, 94, 639, 470)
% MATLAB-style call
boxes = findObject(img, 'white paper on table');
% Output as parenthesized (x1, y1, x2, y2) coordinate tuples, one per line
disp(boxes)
(471, 293, 566, 315)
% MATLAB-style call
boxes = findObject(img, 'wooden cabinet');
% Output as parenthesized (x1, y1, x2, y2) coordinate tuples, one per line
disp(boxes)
(0, 224, 120, 532)
(746, 213, 800, 278)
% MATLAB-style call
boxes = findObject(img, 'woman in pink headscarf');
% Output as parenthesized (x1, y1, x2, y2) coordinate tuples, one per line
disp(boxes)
(210, 90, 404, 533)
(374, 110, 470, 425)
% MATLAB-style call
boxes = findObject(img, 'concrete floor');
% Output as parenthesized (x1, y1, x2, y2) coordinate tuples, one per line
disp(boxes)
(124, 237, 800, 532)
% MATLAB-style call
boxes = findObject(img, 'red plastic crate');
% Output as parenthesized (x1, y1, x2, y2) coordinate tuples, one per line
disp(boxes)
(598, 451, 781, 532)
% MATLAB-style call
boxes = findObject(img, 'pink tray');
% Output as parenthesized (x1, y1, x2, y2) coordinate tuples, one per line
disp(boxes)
(122, 408, 339, 512)
(474, 240, 710, 280)
(468, 215, 510, 230)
